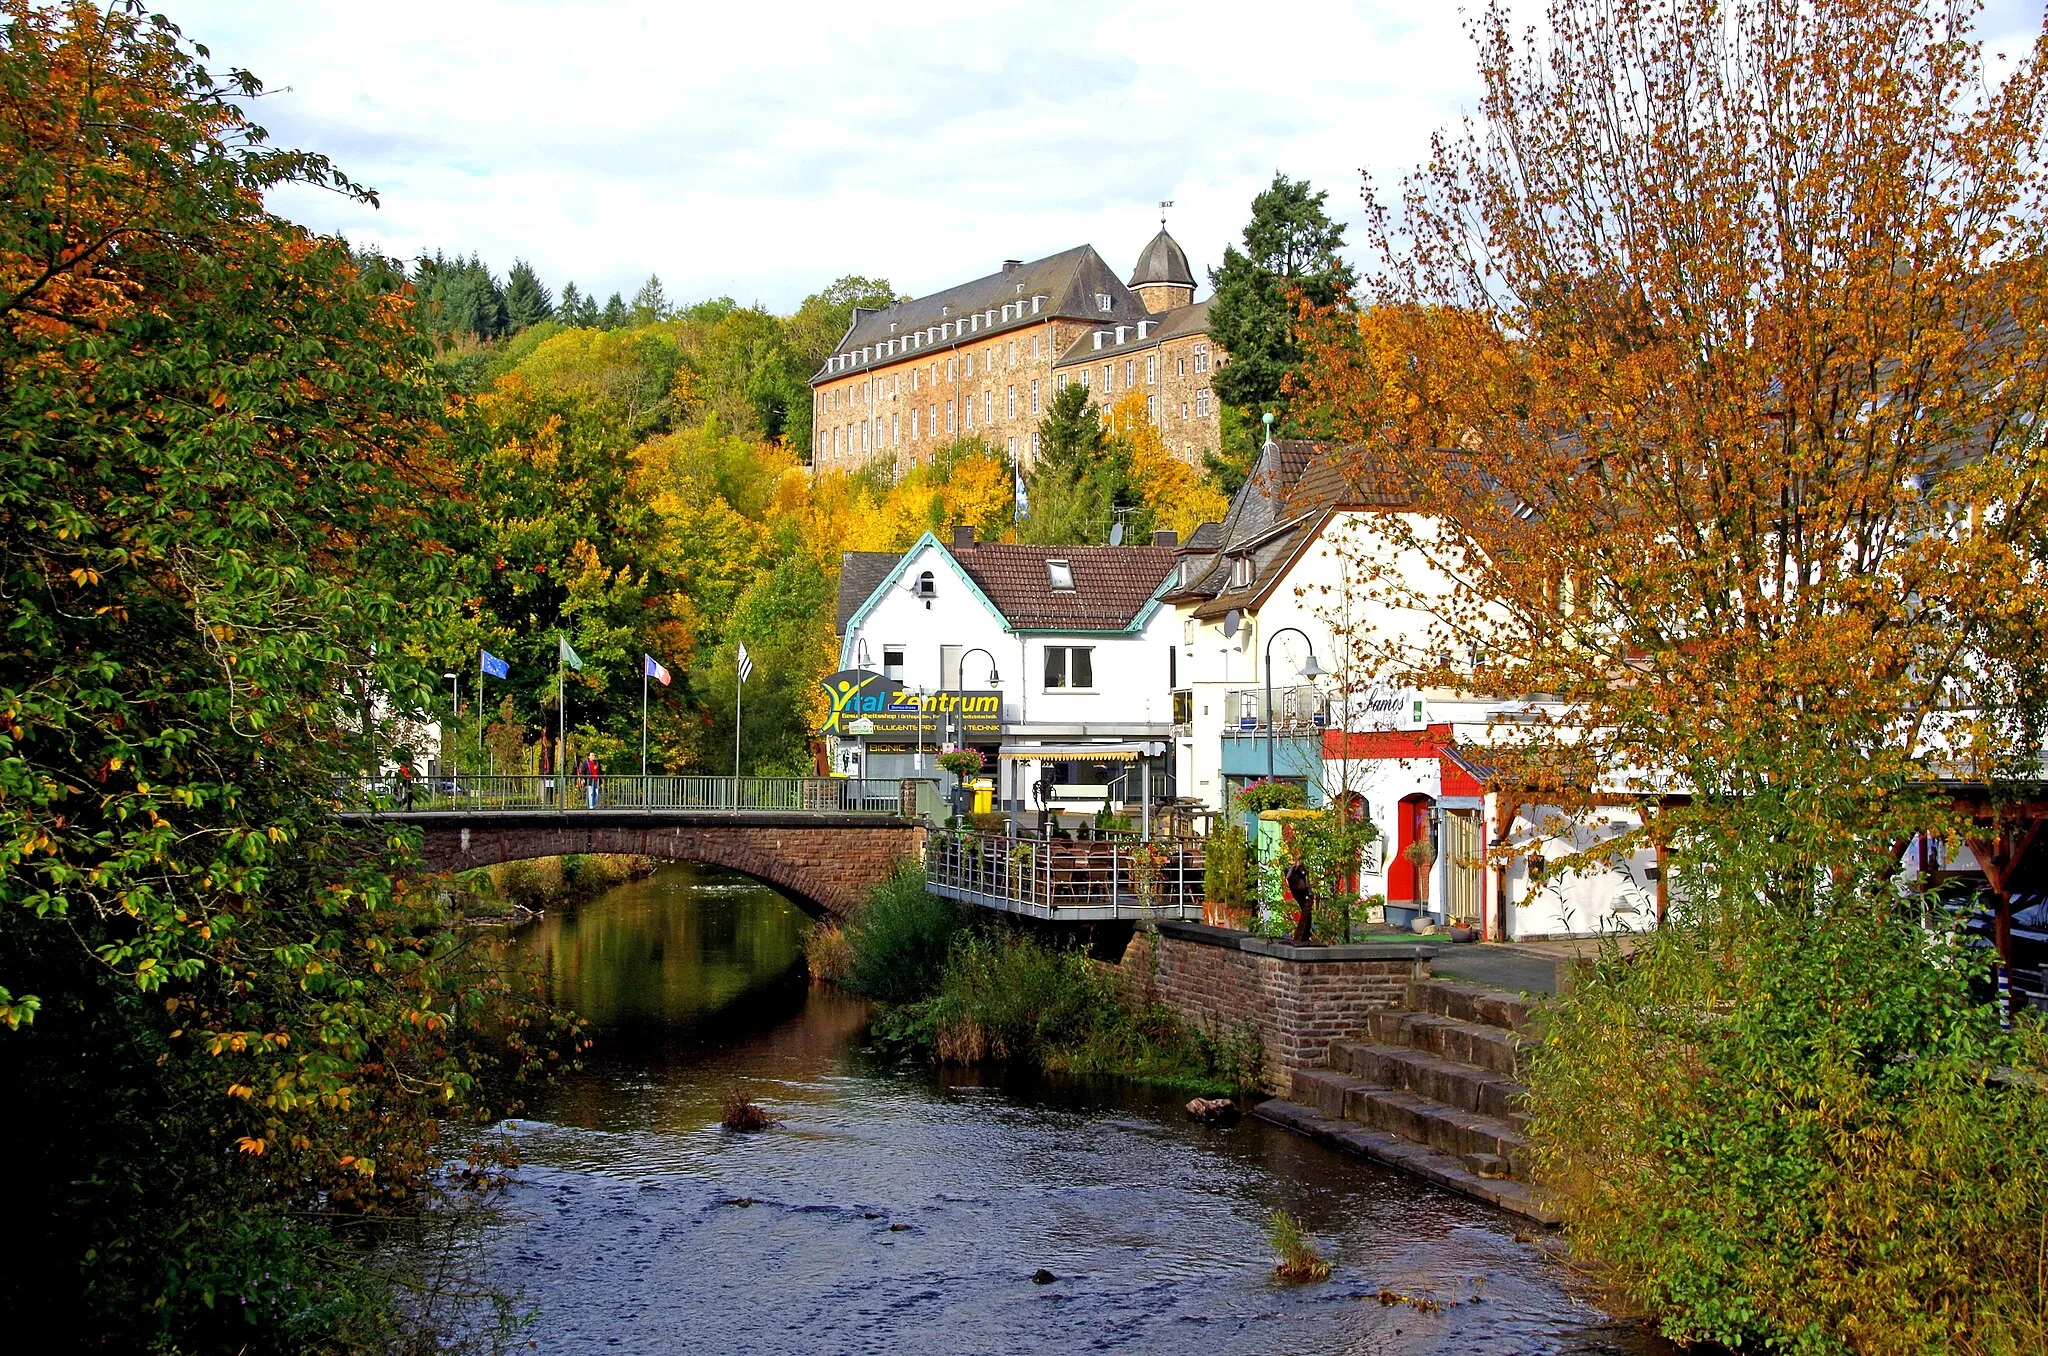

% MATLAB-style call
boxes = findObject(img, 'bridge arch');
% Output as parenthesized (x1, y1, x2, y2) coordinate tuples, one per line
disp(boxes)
(404, 814, 924, 919)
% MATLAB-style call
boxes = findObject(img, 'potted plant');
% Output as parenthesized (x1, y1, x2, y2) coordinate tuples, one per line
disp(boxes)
(937, 747, 984, 779)
(1384, 834, 1435, 930)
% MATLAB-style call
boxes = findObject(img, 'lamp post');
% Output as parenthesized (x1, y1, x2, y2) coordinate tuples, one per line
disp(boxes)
(1262, 626, 1324, 780)
(954, 647, 1000, 809)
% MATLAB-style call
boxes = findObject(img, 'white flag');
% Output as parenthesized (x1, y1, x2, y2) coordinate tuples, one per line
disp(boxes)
(736, 641, 754, 685)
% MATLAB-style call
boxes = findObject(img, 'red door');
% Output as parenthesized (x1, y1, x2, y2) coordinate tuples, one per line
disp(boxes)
(1389, 795, 1432, 902)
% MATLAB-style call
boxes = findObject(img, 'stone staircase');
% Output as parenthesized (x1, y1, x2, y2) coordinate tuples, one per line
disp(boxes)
(1253, 977, 1560, 1225)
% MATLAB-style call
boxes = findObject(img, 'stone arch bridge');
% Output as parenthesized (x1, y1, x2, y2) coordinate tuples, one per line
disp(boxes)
(343, 793, 926, 918)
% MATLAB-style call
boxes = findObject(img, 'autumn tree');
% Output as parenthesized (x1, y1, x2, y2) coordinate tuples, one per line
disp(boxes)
(1298, 0, 2048, 1344)
(0, 4, 567, 1346)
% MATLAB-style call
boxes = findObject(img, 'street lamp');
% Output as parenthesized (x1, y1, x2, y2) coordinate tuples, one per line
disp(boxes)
(954, 647, 1001, 807)
(1262, 627, 1324, 780)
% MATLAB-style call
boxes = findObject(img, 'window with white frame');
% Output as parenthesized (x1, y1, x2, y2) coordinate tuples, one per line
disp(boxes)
(1056, 372, 1067, 391)
(892, 412, 899, 442)
(1178, 357, 1186, 376)
(963, 396, 973, 430)
(882, 646, 906, 681)
(1008, 340, 1016, 364)
(1031, 431, 1041, 457)
(1007, 385, 1016, 417)
(1146, 354, 1156, 383)
(1125, 358, 1135, 387)
(1231, 555, 1254, 588)
(983, 390, 991, 422)
(1045, 559, 1074, 590)
(947, 400, 955, 434)
(1193, 342, 1209, 373)
(912, 409, 920, 439)
(964, 353, 973, 378)
(1030, 379, 1040, 414)
(1043, 646, 1095, 689)
(1147, 395, 1156, 421)
(1196, 389, 1211, 418)
(1180, 401, 1188, 418)
(1079, 370, 1090, 391)
(1095, 294, 1112, 311)
(1102, 362, 1112, 390)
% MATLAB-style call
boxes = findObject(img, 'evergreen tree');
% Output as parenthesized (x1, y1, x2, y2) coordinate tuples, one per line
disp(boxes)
(503, 258, 554, 332)
(599, 292, 627, 329)
(630, 273, 671, 325)
(1017, 382, 1138, 545)
(1205, 173, 1356, 491)
(558, 281, 585, 326)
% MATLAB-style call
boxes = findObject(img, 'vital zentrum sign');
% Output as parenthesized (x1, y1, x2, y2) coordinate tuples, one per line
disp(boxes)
(816, 669, 1002, 739)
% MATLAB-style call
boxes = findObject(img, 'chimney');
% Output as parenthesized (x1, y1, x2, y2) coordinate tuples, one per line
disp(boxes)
(1002, 259, 1022, 273)
(1152, 530, 1178, 548)
(952, 524, 976, 549)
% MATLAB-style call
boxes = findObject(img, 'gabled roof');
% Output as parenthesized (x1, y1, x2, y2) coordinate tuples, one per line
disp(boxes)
(952, 542, 1177, 631)
(835, 551, 899, 637)
(1165, 440, 1415, 617)
(813, 246, 1150, 385)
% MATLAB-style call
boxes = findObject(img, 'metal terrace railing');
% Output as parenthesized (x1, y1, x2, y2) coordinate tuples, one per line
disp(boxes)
(1223, 684, 1331, 734)
(339, 774, 911, 816)
(924, 830, 1206, 922)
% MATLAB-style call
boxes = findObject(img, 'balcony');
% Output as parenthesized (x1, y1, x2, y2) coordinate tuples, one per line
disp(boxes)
(1221, 684, 1330, 734)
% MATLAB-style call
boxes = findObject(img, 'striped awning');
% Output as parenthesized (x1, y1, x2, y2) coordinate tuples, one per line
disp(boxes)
(997, 742, 1163, 762)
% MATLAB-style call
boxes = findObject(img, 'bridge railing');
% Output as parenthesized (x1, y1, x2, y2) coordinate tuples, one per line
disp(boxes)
(924, 830, 1206, 921)
(338, 774, 909, 815)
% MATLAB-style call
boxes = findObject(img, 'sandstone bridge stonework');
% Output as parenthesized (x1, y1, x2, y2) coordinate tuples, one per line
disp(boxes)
(407, 812, 925, 918)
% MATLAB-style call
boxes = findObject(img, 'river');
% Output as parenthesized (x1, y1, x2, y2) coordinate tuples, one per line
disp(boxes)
(485, 862, 1665, 1355)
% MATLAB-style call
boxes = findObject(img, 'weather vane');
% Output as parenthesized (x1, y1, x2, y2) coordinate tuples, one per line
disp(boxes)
(1159, 199, 1173, 228)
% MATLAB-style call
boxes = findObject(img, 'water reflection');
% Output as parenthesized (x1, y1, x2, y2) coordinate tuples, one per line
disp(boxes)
(490, 864, 1667, 1356)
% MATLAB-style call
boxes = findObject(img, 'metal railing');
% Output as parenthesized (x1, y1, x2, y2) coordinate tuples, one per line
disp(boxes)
(1223, 684, 1330, 733)
(923, 829, 1206, 921)
(338, 774, 909, 815)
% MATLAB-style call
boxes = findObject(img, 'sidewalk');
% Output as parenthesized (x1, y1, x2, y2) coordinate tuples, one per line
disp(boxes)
(1427, 934, 1641, 997)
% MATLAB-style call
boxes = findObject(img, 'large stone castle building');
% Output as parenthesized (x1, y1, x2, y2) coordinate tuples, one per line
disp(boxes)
(809, 225, 1222, 473)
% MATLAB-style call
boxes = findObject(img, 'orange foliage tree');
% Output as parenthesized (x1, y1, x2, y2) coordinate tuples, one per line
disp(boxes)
(1300, 0, 2048, 894)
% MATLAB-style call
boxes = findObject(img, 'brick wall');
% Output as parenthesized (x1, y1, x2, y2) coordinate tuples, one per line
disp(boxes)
(416, 815, 923, 918)
(1124, 920, 1433, 1092)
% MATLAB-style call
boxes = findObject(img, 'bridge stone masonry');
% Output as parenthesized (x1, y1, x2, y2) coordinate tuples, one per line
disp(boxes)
(403, 811, 924, 918)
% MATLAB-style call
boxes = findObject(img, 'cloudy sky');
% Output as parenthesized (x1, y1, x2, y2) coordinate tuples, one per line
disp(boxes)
(169, 0, 2047, 315)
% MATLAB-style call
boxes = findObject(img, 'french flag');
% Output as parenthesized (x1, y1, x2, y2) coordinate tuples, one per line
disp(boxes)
(644, 654, 671, 686)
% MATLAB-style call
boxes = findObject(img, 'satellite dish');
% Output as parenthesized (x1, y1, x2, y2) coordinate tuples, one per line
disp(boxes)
(1108, 521, 1124, 545)
(1222, 609, 1241, 638)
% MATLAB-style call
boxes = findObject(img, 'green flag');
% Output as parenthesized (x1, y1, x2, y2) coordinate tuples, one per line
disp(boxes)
(559, 635, 583, 671)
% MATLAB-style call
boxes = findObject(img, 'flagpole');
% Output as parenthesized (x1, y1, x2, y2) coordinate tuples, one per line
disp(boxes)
(557, 641, 565, 809)
(734, 666, 743, 782)
(641, 665, 649, 777)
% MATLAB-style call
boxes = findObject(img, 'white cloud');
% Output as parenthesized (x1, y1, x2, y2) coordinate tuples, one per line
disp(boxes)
(168, 0, 2048, 312)
(168, 0, 1481, 310)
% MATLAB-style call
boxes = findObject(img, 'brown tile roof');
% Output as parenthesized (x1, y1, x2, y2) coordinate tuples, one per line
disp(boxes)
(950, 543, 1176, 631)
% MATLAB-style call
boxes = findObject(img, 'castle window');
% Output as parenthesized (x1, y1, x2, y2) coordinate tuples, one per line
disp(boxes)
(1180, 401, 1187, 418)
(1193, 342, 1209, 373)
(1079, 370, 1089, 390)
(1125, 358, 1135, 387)
(948, 357, 956, 381)
(964, 353, 973, 378)
(983, 390, 992, 422)
(1196, 389, 1211, 418)
(912, 410, 920, 439)
(1147, 354, 1157, 384)
(963, 395, 973, 430)
(1147, 395, 1157, 422)
(892, 412, 899, 442)
(1096, 294, 1112, 311)
(1008, 340, 1016, 364)
(1056, 372, 1067, 391)
(948, 399, 956, 434)
(1032, 431, 1041, 457)
(1008, 385, 1016, 417)
(1030, 379, 1041, 415)
(1102, 363, 1112, 390)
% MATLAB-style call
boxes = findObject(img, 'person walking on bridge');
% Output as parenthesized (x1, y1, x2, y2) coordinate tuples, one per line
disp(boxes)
(582, 753, 601, 809)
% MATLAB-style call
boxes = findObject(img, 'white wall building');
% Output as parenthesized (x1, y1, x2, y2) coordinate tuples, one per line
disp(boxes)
(835, 526, 1182, 816)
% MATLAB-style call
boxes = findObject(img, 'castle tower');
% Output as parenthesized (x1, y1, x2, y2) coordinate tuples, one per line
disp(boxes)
(1129, 221, 1196, 314)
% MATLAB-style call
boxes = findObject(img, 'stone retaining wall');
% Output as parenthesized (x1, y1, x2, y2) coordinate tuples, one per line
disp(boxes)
(1123, 920, 1435, 1092)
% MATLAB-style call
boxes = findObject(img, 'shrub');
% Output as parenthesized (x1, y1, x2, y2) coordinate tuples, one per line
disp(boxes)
(842, 868, 966, 1005)
(1204, 821, 1252, 905)
(802, 921, 852, 984)
(1233, 778, 1307, 813)
(1528, 896, 2048, 1354)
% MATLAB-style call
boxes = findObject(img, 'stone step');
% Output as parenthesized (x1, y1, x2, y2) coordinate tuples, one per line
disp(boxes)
(1365, 1009, 1531, 1078)
(1253, 1098, 1560, 1226)
(1288, 1068, 1534, 1175)
(1325, 1040, 1530, 1128)
(1405, 977, 1539, 1034)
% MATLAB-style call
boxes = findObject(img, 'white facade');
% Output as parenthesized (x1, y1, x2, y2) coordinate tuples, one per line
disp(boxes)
(840, 532, 1180, 813)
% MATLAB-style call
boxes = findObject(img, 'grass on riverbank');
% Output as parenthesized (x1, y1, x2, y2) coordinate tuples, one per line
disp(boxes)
(460, 854, 656, 917)
(830, 867, 1262, 1096)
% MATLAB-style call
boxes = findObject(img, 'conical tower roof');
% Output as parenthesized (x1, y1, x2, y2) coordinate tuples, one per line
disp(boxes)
(1129, 228, 1195, 289)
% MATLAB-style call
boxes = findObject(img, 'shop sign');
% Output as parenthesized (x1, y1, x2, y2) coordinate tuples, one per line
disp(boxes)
(817, 668, 1001, 739)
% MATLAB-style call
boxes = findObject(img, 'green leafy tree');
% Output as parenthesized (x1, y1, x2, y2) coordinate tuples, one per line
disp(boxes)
(776, 276, 900, 457)
(1205, 174, 1356, 491)
(502, 257, 554, 331)
(690, 551, 837, 774)
(0, 6, 567, 1347)
(630, 272, 671, 325)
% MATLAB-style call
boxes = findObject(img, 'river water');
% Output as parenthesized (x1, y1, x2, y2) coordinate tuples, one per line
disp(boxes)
(486, 863, 1663, 1355)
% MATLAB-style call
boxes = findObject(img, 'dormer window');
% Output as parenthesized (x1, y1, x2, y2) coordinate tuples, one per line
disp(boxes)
(1046, 560, 1074, 591)
(1231, 556, 1255, 589)
(915, 569, 937, 602)
(1096, 294, 1113, 312)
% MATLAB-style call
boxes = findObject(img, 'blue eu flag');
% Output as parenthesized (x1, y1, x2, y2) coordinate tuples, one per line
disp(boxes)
(480, 650, 510, 680)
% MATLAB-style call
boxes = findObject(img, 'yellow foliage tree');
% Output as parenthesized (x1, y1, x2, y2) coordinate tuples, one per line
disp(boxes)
(1105, 391, 1228, 538)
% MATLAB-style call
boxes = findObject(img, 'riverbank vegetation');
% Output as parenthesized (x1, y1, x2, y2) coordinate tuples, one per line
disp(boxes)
(0, 8, 581, 1349)
(1294, 0, 2048, 1349)
(828, 869, 1261, 1095)
(467, 854, 656, 917)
